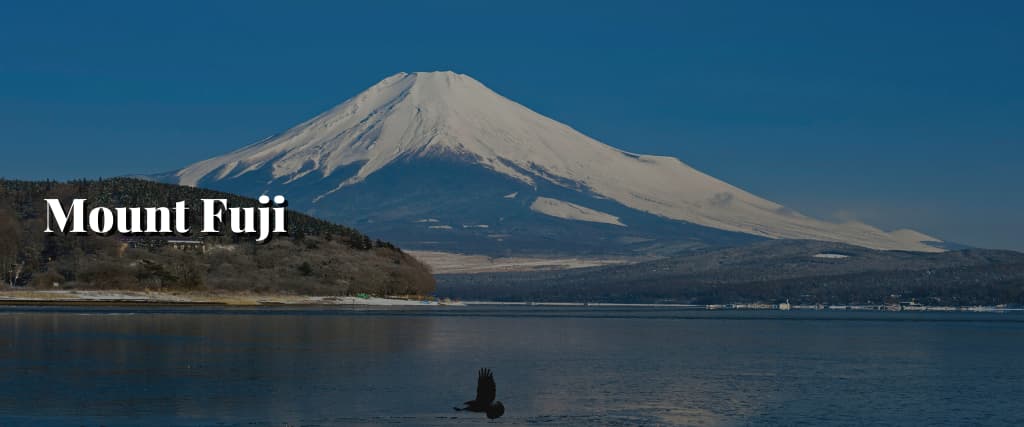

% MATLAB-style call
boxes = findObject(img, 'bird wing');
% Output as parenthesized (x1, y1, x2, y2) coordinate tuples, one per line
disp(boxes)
(475, 368, 497, 404)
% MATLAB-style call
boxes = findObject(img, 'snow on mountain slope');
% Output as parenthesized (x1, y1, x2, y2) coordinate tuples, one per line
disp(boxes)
(531, 197, 625, 227)
(172, 71, 942, 252)
(889, 229, 942, 244)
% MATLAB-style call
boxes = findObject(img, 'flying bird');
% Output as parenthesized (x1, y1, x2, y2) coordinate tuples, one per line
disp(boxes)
(454, 368, 505, 419)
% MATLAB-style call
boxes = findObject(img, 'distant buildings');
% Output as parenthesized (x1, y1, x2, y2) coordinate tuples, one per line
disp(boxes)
(118, 236, 206, 253)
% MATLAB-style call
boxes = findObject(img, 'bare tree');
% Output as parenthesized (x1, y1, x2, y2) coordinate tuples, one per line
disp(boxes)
(0, 208, 20, 287)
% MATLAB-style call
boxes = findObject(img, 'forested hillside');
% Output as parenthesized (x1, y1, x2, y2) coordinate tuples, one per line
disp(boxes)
(438, 240, 1024, 305)
(0, 178, 434, 295)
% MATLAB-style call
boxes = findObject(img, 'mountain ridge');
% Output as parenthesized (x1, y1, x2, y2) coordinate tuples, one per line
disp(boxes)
(437, 240, 1024, 304)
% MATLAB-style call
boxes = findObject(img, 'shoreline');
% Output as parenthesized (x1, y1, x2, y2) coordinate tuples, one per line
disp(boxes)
(0, 290, 1018, 313)
(461, 301, 1023, 313)
(0, 290, 463, 307)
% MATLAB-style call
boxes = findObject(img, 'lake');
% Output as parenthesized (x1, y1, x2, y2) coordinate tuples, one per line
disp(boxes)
(1, 306, 1022, 426)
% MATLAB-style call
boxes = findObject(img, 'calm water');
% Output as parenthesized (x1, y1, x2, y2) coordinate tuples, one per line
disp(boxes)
(1, 306, 1022, 426)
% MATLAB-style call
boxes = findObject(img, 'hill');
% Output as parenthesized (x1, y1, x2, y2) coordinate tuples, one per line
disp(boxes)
(0, 178, 434, 296)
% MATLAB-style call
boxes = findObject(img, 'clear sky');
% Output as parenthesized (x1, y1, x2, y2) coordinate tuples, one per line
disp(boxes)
(1, 1, 1021, 250)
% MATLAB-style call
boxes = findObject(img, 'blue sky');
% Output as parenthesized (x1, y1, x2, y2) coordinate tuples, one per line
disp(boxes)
(1, 1, 1021, 250)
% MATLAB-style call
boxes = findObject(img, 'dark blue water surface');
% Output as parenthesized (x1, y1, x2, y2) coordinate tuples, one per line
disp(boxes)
(1, 306, 1022, 426)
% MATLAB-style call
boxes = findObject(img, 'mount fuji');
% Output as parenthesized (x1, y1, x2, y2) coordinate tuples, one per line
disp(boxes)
(153, 71, 944, 255)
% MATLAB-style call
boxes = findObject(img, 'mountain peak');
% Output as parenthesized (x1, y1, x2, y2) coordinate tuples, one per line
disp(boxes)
(373, 71, 488, 101)
(175, 70, 570, 191)
(167, 72, 944, 253)
(407, 70, 471, 79)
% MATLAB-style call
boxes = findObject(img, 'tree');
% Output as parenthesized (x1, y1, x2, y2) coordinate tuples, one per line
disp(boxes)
(298, 261, 313, 276)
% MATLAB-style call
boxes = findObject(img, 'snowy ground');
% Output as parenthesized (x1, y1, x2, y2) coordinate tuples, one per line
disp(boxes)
(408, 250, 633, 274)
(529, 197, 626, 227)
(813, 253, 851, 259)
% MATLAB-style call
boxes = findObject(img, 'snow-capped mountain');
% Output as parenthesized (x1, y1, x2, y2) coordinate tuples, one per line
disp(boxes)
(159, 71, 943, 254)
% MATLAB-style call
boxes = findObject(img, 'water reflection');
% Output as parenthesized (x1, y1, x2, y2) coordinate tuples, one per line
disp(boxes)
(2, 309, 440, 424)
(1, 307, 1022, 426)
